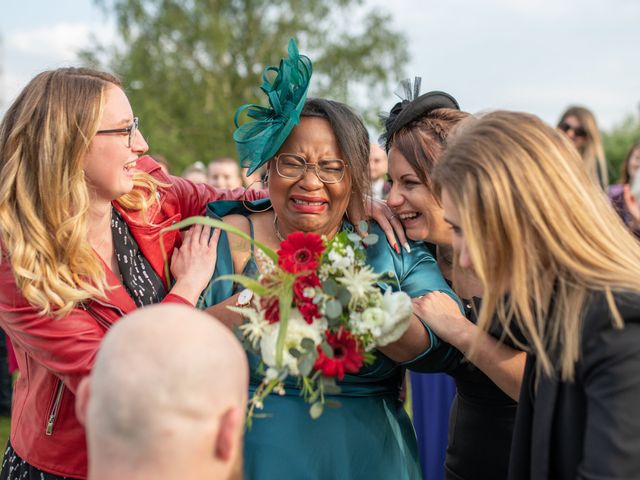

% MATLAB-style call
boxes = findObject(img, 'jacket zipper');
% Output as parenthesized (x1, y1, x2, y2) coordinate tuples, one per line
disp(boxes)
(81, 299, 125, 330)
(43, 301, 123, 435)
(45, 380, 64, 436)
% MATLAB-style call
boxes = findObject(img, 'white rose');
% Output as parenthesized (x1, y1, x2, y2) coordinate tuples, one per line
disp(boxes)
(376, 290, 413, 347)
(259, 308, 324, 375)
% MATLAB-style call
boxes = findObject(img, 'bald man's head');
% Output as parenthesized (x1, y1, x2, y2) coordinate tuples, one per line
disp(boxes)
(78, 305, 248, 480)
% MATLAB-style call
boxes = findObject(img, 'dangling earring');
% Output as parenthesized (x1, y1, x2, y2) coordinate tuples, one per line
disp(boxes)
(242, 163, 272, 213)
(241, 172, 272, 213)
(242, 199, 273, 213)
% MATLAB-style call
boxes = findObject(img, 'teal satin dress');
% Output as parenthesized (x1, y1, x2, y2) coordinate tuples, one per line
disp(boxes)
(203, 199, 461, 480)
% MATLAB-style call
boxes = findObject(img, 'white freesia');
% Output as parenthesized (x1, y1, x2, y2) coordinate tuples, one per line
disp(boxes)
(260, 308, 324, 375)
(375, 290, 413, 346)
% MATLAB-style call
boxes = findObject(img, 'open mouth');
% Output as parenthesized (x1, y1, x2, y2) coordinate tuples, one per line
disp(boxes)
(123, 159, 137, 172)
(398, 212, 421, 222)
(289, 196, 328, 213)
(292, 198, 326, 206)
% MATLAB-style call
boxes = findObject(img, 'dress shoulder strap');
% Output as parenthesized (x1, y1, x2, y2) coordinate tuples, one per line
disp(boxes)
(246, 216, 256, 257)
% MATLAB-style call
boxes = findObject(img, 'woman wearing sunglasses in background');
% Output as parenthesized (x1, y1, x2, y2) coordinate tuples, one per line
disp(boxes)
(557, 106, 608, 188)
(0, 67, 267, 480)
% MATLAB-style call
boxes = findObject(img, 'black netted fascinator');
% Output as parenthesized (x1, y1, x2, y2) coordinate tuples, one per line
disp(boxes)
(380, 77, 460, 152)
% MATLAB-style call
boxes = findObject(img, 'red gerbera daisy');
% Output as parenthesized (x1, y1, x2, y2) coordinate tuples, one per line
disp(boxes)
(277, 232, 325, 274)
(313, 329, 363, 380)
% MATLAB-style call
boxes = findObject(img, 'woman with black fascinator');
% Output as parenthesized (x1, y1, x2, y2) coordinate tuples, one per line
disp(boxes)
(381, 79, 526, 480)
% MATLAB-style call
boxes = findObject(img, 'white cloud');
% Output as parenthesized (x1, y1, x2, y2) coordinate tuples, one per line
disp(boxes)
(1, 22, 117, 112)
(7, 23, 96, 59)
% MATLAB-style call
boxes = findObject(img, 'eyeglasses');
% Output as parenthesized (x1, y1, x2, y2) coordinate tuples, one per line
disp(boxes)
(275, 153, 347, 184)
(558, 122, 587, 138)
(96, 117, 139, 148)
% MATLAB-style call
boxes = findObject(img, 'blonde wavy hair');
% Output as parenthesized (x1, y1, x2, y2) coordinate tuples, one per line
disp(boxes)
(0, 68, 163, 318)
(558, 106, 608, 187)
(435, 111, 640, 381)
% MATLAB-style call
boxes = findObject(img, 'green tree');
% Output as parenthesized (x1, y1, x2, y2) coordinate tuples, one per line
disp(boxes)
(603, 114, 640, 183)
(82, 0, 408, 173)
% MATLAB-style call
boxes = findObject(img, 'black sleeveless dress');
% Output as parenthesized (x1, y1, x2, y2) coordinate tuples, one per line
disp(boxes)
(444, 300, 518, 480)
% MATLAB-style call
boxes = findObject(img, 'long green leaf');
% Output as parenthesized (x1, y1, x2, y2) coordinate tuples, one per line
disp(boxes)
(215, 274, 269, 296)
(275, 287, 293, 368)
(160, 216, 278, 262)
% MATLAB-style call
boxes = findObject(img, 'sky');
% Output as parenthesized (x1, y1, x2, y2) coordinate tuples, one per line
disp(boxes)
(1, 0, 639, 131)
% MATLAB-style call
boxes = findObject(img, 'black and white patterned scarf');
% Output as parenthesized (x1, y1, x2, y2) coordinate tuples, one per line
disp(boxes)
(111, 208, 167, 306)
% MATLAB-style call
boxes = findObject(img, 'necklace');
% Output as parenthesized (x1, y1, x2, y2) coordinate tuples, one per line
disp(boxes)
(90, 207, 113, 252)
(273, 215, 286, 242)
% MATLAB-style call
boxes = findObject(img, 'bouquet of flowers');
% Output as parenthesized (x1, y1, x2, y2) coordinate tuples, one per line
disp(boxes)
(227, 223, 414, 420)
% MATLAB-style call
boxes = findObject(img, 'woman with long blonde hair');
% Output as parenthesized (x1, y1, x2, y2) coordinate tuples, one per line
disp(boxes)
(0, 67, 265, 480)
(557, 105, 608, 187)
(434, 110, 640, 479)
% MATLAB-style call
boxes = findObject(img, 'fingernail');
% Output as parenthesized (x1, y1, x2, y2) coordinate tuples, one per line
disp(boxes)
(393, 243, 400, 254)
(403, 243, 411, 254)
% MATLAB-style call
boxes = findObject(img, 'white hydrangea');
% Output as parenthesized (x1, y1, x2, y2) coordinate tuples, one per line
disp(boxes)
(260, 308, 324, 375)
(375, 290, 413, 347)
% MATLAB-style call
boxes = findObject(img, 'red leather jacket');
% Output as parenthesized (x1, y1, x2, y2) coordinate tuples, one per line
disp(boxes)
(0, 156, 266, 478)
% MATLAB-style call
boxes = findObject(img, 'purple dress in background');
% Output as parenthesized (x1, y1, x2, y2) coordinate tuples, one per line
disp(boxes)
(411, 372, 456, 480)
(608, 184, 640, 238)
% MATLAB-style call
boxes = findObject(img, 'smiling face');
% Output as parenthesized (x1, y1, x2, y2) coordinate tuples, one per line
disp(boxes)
(268, 117, 352, 237)
(387, 147, 452, 245)
(83, 85, 148, 202)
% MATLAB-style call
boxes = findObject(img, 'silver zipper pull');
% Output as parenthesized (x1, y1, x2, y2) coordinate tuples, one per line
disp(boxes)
(45, 415, 55, 435)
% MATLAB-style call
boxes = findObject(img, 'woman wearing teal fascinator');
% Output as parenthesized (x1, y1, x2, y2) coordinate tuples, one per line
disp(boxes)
(203, 40, 462, 479)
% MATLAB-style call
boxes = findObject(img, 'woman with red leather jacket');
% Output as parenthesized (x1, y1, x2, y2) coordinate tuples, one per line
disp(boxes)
(0, 67, 265, 480)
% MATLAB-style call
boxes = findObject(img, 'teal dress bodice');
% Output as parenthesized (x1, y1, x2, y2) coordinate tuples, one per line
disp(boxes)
(203, 199, 461, 480)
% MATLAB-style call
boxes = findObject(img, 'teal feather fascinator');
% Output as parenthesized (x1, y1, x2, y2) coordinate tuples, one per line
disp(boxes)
(233, 39, 313, 176)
